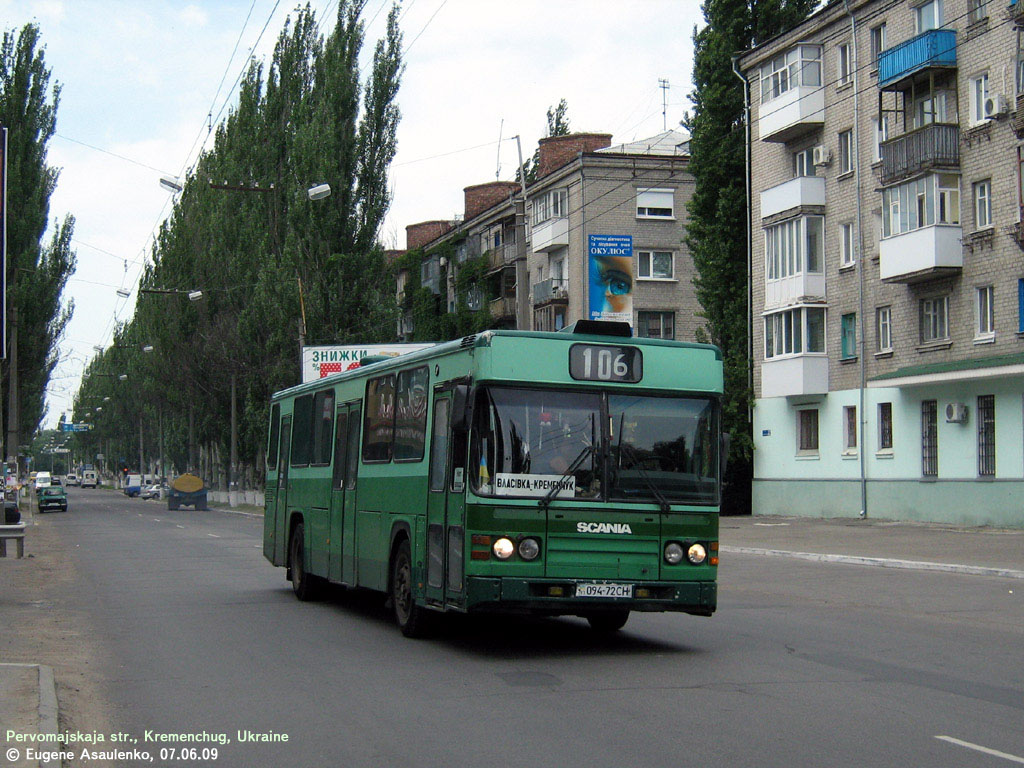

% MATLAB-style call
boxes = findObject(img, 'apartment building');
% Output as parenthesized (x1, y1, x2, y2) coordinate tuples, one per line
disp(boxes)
(400, 130, 704, 342)
(739, 0, 1024, 526)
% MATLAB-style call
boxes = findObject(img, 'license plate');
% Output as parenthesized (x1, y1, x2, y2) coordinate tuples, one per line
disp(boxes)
(575, 583, 632, 598)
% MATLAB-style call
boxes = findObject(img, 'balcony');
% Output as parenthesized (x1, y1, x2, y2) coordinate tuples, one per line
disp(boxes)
(878, 29, 957, 89)
(488, 239, 524, 271)
(760, 176, 825, 219)
(765, 272, 826, 310)
(879, 224, 962, 283)
(489, 296, 516, 320)
(759, 85, 824, 143)
(879, 123, 959, 185)
(531, 216, 569, 252)
(533, 278, 568, 306)
(761, 355, 829, 399)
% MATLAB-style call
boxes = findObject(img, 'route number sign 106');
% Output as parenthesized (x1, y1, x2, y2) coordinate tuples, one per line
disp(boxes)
(569, 344, 642, 383)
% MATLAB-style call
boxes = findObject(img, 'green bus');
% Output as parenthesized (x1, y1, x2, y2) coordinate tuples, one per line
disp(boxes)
(263, 321, 724, 636)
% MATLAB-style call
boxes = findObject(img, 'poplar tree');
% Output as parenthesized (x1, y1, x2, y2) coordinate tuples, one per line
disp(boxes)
(0, 23, 75, 463)
(685, 0, 816, 514)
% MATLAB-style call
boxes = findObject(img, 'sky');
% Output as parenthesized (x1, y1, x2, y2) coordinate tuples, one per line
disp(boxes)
(0, 0, 705, 430)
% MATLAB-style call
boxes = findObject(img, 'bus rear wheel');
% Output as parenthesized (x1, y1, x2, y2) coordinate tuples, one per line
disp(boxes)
(390, 540, 430, 638)
(289, 523, 317, 601)
(586, 610, 630, 632)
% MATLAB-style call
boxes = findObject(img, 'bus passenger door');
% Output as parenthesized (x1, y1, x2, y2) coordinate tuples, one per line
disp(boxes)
(329, 403, 361, 585)
(271, 417, 292, 566)
(425, 393, 451, 606)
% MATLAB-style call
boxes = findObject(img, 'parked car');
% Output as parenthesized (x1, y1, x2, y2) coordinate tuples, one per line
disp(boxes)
(37, 484, 67, 513)
(140, 483, 168, 500)
(66, 473, 80, 486)
(34, 471, 52, 492)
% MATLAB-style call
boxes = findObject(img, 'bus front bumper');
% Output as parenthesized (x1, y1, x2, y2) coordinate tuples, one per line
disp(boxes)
(464, 577, 716, 617)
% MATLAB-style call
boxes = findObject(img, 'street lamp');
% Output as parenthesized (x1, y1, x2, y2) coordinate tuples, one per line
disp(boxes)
(307, 183, 331, 201)
(159, 176, 183, 193)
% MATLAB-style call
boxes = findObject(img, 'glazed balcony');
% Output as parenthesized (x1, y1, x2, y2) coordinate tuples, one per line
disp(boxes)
(878, 29, 957, 89)
(761, 355, 829, 399)
(878, 123, 959, 185)
(759, 85, 825, 143)
(760, 176, 825, 219)
(879, 224, 962, 283)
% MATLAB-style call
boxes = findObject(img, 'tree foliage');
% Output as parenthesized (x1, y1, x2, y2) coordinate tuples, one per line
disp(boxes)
(72, 2, 404, 488)
(685, 0, 816, 513)
(0, 23, 76, 463)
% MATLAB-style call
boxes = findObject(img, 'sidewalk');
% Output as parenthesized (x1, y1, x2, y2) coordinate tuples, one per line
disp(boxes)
(720, 514, 1024, 579)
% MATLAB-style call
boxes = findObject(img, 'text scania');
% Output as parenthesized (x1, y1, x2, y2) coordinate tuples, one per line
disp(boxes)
(577, 522, 633, 534)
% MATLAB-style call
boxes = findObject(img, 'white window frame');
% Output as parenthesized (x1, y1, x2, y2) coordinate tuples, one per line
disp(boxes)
(973, 179, 992, 230)
(531, 188, 568, 226)
(636, 188, 674, 219)
(764, 306, 826, 360)
(637, 250, 674, 280)
(797, 408, 820, 455)
(915, 0, 943, 33)
(872, 116, 888, 163)
(839, 130, 853, 174)
(760, 45, 823, 104)
(765, 216, 824, 281)
(840, 222, 855, 267)
(870, 23, 886, 66)
(876, 306, 892, 353)
(968, 0, 988, 24)
(838, 43, 852, 86)
(976, 285, 995, 341)
(882, 173, 960, 238)
(794, 148, 816, 178)
(970, 73, 989, 126)
(878, 402, 894, 452)
(920, 295, 950, 343)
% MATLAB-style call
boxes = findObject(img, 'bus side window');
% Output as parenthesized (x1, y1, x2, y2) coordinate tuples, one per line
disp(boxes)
(291, 394, 314, 467)
(346, 406, 361, 489)
(332, 412, 349, 490)
(363, 375, 395, 462)
(267, 403, 280, 471)
(429, 399, 450, 492)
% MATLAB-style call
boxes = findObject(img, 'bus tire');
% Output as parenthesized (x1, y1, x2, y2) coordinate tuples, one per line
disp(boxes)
(289, 523, 317, 601)
(390, 539, 430, 638)
(586, 610, 630, 632)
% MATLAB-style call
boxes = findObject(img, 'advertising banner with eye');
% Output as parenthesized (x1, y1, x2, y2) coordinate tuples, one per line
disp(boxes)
(587, 234, 633, 325)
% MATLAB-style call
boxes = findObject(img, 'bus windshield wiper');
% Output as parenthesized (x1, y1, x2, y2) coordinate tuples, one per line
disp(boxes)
(619, 444, 671, 513)
(539, 445, 593, 510)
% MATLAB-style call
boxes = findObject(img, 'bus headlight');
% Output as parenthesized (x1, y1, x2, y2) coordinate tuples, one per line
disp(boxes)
(518, 537, 541, 561)
(492, 537, 515, 560)
(664, 542, 684, 565)
(687, 543, 708, 565)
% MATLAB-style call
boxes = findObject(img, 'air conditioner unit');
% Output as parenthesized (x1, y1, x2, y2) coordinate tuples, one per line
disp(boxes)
(812, 145, 832, 166)
(945, 402, 969, 423)
(983, 93, 1009, 119)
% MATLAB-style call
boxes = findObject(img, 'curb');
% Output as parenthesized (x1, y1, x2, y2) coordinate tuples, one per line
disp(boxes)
(720, 546, 1024, 580)
(37, 666, 58, 768)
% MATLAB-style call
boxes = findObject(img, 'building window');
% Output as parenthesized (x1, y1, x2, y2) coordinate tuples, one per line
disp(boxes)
(920, 296, 949, 343)
(968, 0, 988, 24)
(637, 250, 674, 279)
(973, 179, 991, 229)
(915, 0, 942, 33)
(878, 402, 893, 451)
(970, 73, 989, 125)
(840, 222, 855, 267)
(976, 285, 995, 340)
(922, 400, 938, 477)
(838, 43, 852, 86)
(794, 148, 817, 177)
(882, 174, 960, 238)
(870, 23, 886, 66)
(913, 91, 956, 128)
(841, 313, 857, 359)
(843, 406, 858, 452)
(760, 45, 822, 103)
(636, 188, 674, 219)
(876, 306, 892, 352)
(872, 117, 888, 163)
(764, 306, 826, 359)
(798, 409, 819, 454)
(978, 394, 996, 476)
(637, 311, 674, 340)
(839, 130, 853, 174)
(765, 216, 823, 280)
(531, 188, 567, 225)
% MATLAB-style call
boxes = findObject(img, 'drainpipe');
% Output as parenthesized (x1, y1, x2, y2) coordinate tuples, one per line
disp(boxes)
(845, 0, 869, 520)
(731, 55, 753, 461)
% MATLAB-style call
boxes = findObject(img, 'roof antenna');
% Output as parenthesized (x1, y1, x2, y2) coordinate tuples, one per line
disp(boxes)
(496, 118, 504, 179)
(658, 78, 670, 131)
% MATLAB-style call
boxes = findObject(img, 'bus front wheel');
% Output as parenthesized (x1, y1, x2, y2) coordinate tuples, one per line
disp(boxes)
(390, 540, 430, 638)
(585, 610, 630, 632)
(289, 523, 317, 601)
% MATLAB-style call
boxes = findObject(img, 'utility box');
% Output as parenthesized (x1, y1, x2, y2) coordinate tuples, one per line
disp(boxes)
(168, 473, 208, 511)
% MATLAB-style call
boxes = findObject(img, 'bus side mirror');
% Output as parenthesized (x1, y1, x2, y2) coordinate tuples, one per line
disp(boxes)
(451, 385, 473, 434)
(720, 432, 732, 478)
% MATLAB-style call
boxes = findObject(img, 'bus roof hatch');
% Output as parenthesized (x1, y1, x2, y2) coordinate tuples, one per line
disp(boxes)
(559, 320, 633, 338)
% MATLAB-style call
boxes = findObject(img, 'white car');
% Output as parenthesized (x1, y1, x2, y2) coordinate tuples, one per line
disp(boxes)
(34, 471, 52, 491)
(66, 474, 80, 486)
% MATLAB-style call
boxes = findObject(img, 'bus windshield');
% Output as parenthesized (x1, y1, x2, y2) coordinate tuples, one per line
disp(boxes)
(469, 386, 719, 506)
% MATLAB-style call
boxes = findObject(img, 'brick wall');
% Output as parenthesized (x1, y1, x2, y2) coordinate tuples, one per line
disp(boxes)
(405, 220, 455, 250)
(536, 134, 612, 179)
(464, 182, 520, 221)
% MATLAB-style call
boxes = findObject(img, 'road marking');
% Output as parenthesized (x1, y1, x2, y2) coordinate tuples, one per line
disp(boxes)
(176, 525, 184, 529)
(936, 736, 1024, 764)
(207, 534, 220, 538)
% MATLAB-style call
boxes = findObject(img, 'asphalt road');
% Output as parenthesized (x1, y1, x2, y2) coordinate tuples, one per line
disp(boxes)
(40, 488, 1024, 768)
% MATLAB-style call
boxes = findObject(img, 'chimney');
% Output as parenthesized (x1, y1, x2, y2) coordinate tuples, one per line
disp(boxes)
(464, 181, 520, 221)
(405, 220, 455, 250)
(536, 133, 612, 179)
